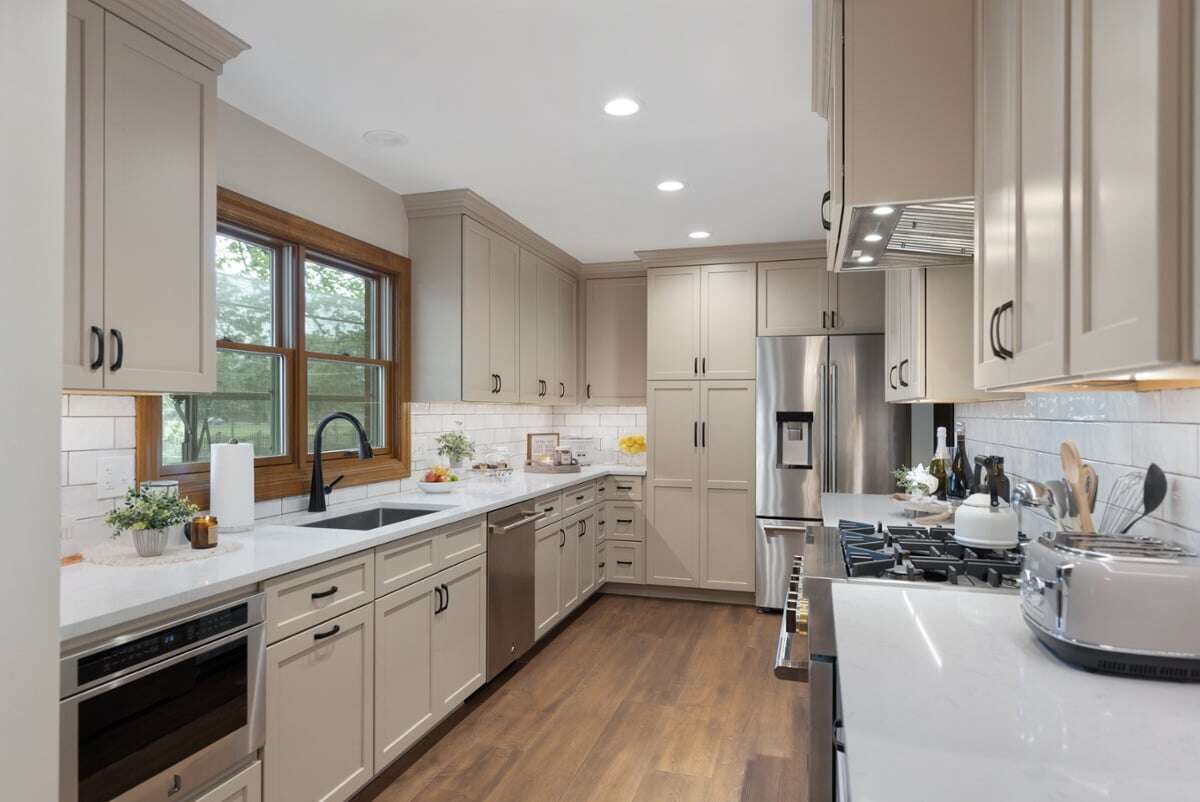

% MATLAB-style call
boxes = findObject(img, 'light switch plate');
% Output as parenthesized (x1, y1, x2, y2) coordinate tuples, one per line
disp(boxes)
(97, 455, 135, 499)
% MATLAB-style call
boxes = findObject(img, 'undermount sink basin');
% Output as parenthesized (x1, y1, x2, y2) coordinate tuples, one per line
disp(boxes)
(302, 506, 439, 531)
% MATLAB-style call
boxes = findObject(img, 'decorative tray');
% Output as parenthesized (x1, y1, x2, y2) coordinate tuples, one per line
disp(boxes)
(525, 462, 582, 474)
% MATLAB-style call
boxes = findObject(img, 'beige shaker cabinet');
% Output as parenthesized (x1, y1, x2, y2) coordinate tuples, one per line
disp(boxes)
(645, 381, 702, 587)
(584, 276, 647, 403)
(264, 604, 374, 802)
(373, 574, 438, 770)
(576, 509, 597, 601)
(193, 761, 261, 802)
(647, 266, 704, 380)
(64, 0, 224, 393)
(698, 263, 757, 379)
(463, 217, 520, 401)
(698, 380, 756, 592)
(756, 259, 883, 337)
(534, 522, 564, 639)
(830, 270, 886, 335)
(557, 272, 579, 403)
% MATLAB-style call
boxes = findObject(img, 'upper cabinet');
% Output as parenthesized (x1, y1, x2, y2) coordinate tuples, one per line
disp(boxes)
(647, 264, 756, 381)
(406, 191, 582, 403)
(63, 0, 246, 393)
(756, 259, 884, 336)
(975, 0, 1193, 390)
(813, 0, 975, 272)
(584, 276, 646, 404)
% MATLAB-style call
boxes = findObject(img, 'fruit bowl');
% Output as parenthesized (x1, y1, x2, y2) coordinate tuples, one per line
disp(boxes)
(418, 466, 460, 493)
(418, 481, 456, 494)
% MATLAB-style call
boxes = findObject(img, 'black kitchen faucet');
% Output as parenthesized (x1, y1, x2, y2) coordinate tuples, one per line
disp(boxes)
(308, 412, 374, 512)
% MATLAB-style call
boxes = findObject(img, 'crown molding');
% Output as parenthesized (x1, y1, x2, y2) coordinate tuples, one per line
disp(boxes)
(634, 240, 826, 268)
(579, 260, 645, 279)
(96, 0, 250, 72)
(403, 189, 583, 274)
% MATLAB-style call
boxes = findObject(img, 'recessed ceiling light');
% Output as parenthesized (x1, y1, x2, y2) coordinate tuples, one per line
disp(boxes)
(689, 231, 711, 240)
(657, 180, 685, 192)
(604, 97, 640, 116)
(857, 255, 875, 264)
(362, 129, 408, 147)
(872, 205, 895, 216)
(864, 232, 883, 242)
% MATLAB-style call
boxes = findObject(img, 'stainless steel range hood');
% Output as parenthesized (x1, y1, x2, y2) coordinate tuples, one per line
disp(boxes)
(837, 199, 974, 271)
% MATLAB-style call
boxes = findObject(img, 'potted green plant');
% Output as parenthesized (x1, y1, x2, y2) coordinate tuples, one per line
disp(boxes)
(435, 431, 475, 469)
(105, 487, 199, 557)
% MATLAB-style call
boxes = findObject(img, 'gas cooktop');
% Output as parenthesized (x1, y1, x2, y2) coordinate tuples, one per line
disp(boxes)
(839, 520, 1025, 590)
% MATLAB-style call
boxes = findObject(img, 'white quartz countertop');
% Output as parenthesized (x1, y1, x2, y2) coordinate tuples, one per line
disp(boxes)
(60, 465, 644, 643)
(832, 582, 1200, 802)
(821, 492, 917, 528)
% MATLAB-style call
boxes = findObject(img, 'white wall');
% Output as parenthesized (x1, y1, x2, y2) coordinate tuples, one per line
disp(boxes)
(957, 390, 1200, 550)
(0, 0, 64, 797)
(217, 101, 408, 255)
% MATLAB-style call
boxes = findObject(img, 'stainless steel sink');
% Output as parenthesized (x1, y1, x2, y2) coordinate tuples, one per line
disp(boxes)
(302, 506, 439, 531)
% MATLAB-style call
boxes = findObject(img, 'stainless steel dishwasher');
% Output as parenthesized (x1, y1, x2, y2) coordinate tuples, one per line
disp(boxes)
(485, 503, 543, 680)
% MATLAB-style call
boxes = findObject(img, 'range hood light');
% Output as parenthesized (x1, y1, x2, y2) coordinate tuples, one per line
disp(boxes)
(857, 255, 874, 264)
(872, 206, 895, 216)
(864, 233, 883, 242)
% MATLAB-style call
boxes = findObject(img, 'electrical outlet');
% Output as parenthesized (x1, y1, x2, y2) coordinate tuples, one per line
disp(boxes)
(97, 455, 135, 499)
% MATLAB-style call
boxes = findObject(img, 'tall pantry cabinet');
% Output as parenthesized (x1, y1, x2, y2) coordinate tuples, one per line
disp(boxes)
(645, 263, 756, 591)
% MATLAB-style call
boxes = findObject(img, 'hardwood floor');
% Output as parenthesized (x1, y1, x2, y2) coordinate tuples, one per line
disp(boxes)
(360, 595, 808, 802)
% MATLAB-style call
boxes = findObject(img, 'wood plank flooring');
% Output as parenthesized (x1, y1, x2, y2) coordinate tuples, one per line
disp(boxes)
(359, 595, 808, 802)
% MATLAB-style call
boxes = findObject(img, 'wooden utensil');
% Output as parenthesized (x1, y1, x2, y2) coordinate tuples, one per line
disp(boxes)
(1081, 464, 1099, 513)
(1060, 441, 1095, 533)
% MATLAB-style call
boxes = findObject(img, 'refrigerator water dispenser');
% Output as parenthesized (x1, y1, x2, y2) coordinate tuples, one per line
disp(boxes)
(776, 411, 814, 469)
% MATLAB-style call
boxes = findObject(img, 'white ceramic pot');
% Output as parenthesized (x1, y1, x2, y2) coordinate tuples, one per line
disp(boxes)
(954, 493, 1019, 549)
(130, 527, 170, 557)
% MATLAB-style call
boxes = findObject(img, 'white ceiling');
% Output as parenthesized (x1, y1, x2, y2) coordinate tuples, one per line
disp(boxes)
(185, 0, 827, 263)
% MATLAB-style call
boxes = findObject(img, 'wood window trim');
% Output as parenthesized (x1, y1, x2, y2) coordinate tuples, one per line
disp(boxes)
(136, 188, 412, 510)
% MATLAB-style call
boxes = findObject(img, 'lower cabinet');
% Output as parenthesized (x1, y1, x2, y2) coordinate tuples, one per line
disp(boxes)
(559, 515, 581, 616)
(597, 541, 608, 587)
(608, 541, 645, 584)
(577, 508, 596, 600)
(374, 554, 486, 772)
(534, 522, 563, 639)
(534, 509, 601, 640)
(196, 761, 261, 802)
(264, 604, 374, 802)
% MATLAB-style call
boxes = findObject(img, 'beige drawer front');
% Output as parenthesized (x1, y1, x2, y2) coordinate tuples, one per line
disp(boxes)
(534, 492, 563, 525)
(607, 501, 643, 542)
(607, 541, 644, 584)
(597, 542, 608, 587)
(606, 475, 643, 501)
(562, 481, 596, 516)
(375, 533, 437, 597)
(195, 760, 261, 802)
(435, 515, 486, 569)
(263, 552, 374, 643)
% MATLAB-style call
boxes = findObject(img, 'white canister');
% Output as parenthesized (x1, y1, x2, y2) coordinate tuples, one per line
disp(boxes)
(210, 442, 255, 532)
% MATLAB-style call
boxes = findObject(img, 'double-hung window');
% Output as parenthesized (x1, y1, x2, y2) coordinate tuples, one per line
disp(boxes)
(137, 189, 411, 507)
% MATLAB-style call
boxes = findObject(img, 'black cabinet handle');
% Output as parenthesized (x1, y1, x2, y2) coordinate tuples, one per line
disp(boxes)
(576, 494, 585, 501)
(889, 365, 898, 390)
(110, 328, 124, 371)
(617, 560, 633, 566)
(586, 383, 591, 399)
(616, 518, 634, 524)
(497, 374, 503, 393)
(898, 359, 909, 387)
(823, 310, 828, 329)
(434, 585, 444, 613)
(701, 357, 706, 374)
(559, 382, 565, 398)
(694, 356, 699, 375)
(821, 190, 832, 231)
(442, 583, 449, 610)
(313, 624, 340, 641)
(579, 519, 586, 537)
(559, 529, 566, 548)
(996, 300, 1015, 359)
(616, 485, 632, 491)
(89, 326, 104, 370)
(311, 585, 338, 600)
(988, 306, 1001, 359)
(694, 421, 698, 447)
(831, 310, 838, 329)
(599, 562, 606, 568)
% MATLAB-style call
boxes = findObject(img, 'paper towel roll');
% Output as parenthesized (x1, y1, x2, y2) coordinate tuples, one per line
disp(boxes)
(210, 442, 255, 533)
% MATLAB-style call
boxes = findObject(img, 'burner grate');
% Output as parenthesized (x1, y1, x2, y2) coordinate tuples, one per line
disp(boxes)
(838, 520, 1023, 588)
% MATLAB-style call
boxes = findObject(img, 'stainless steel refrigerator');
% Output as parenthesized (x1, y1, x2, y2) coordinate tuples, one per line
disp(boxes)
(755, 335, 908, 608)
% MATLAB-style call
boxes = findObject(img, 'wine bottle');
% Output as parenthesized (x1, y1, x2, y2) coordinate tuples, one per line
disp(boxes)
(948, 421, 972, 499)
(930, 426, 950, 501)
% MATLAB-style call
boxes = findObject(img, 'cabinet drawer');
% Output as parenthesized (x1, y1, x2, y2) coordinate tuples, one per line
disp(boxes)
(605, 475, 643, 501)
(435, 515, 486, 569)
(533, 492, 563, 526)
(597, 542, 608, 586)
(607, 501, 643, 542)
(607, 541, 644, 584)
(375, 534, 436, 597)
(562, 481, 596, 516)
(263, 552, 374, 643)
(196, 761, 260, 802)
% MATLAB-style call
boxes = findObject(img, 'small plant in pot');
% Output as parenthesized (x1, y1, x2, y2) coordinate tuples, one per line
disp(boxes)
(105, 487, 199, 557)
(435, 431, 475, 469)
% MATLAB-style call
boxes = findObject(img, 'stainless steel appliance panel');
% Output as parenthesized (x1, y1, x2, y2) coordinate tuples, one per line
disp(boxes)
(827, 334, 909, 494)
(486, 505, 543, 680)
(756, 517, 815, 608)
(756, 336, 828, 519)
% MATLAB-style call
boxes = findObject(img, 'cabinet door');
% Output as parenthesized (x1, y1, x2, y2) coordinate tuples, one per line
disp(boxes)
(884, 271, 901, 402)
(559, 517, 580, 613)
(899, 269, 926, 401)
(699, 381, 756, 592)
(537, 263, 560, 402)
(264, 604, 373, 802)
(1068, 0, 1185, 375)
(645, 381, 701, 586)
(374, 576, 436, 769)
(577, 510, 596, 600)
(533, 523, 562, 640)
(102, 13, 216, 393)
(756, 260, 830, 336)
(432, 554, 486, 716)
(462, 217, 495, 400)
(489, 233, 520, 400)
(557, 272, 578, 403)
(699, 263, 757, 379)
(830, 270, 885, 334)
(64, 0, 104, 390)
(517, 250, 542, 403)
(647, 267, 702, 380)
(584, 276, 647, 403)
(194, 761, 261, 802)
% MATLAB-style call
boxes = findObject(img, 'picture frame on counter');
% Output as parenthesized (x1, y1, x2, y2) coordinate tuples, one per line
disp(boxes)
(526, 432, 559, 463)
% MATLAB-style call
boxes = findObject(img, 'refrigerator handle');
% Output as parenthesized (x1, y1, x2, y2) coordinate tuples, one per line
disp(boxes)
(818, 362, 828, 491)
(829, 361, 838, 492)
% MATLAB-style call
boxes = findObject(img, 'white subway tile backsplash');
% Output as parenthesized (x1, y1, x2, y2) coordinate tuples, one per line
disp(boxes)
(62, 417, 115, 451)
(69, 394, 135, 417)
(114, 417, 136, 449)
(1131, 423, 1199, 477)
